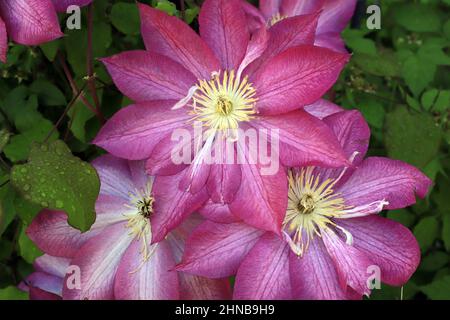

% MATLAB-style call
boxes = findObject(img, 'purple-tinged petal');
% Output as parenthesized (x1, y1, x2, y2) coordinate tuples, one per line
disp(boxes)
(25, 272, 63, 299)
(259, 0, 281, 20)
(316, 0, 357, 35)
(92, 155, 133, 199)
(339, 216, 420, 286)
(93, 101, 190, 160)
(151, 171, 209, 243)
(178, 274, 232, 300)
(101, 51, 196, 102)
(27, 208, 126, 258)
(238, 27, 269, 77)
(128, 160, 149, 193)
(199, 0, 250, 70)
(229, 134, 288, 234)
(199, 201, 240, 224)
(29, 286, 61, 300)
(177, 221, 263, 278)
(338, 157, 432, 214)
(280, 0, 324, 17)
(0, 16, 7, 63)
(289, 238, 359, 300)
(315, 32, 347, 53)
(138, 3, 219, 79)
(0, 0, 63, 46)
(62, 222, 133, 300)
(245, 13, 319, 76)
(254, 109, 349, 168)
(322, 231, 373, 296)
(304, 99, 343, 119)
(114, 240, 179, 300)
(52, 0, 92, 12)
(234, 233, 291, 300)
(34, 255, 70, 278)
(240, 0, 266, 33)
(252, 45, 350, 115)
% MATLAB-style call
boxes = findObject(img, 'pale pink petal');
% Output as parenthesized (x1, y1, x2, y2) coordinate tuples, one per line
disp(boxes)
(259, 0, 281, 20)
(199, 201, 240, 224)
(0, 16, 7, 63)
(254, 109, 349, 168)
(0, 0, 63, 46)
(199, 0, 249, 70)
(338, 157, 432, 213)
(316, 0, 357, 35)
(138, 3, 219, 79)
(25, 272, 63, 299)
(128, 160, 150, 193)
(240, 0, 266, 32)
(92, 155, 134, 199)
(252, 45, 349, 115)
(304, 99, 343, 119)
(322, 231, 373, 296)
(280, 0, 324, 17)
(177, 221, 263, 278)
(338, 216, 420, 286)
(238, 26, 269, 76)
(34, 255, 70, 278)
(234, 233, 291, 300)
(93, 101, 190, 160)
(62, 223, 133, 300)
(289, 238, 359, 300)
(101, 51, 196, 102)
(315, 32, 347, 53)
(178, 274, 232, 300)
(151, 171, 209, 243)
(52, 0, 92, 12)
(114, 240, 179, 300)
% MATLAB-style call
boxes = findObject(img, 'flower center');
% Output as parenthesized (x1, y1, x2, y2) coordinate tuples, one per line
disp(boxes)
(283, 168, 350, 256)
(269, 13, 287, 26)
(187, 70, 257, 135)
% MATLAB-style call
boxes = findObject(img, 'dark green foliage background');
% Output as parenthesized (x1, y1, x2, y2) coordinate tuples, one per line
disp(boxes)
(0, 0, 449, 300)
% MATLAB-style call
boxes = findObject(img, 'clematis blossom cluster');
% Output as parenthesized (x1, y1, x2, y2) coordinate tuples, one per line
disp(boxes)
(23, 0, 433, 300)
(0, 0, 93, 62)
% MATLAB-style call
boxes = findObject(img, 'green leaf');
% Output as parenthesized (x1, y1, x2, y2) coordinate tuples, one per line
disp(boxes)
(421, 276, 450, 299)
(421, 89, 439, 111)
(352, 52, 400, 77)
(110, 3, 140, 35)
(30, 80, 66, 106)
(0, 129, 10, 152)
(413, 216, 439, 252)
(358, 99, 385, 129)
(420, 251, 450, 272)
(0, 286, 28, 300)
(11, 140, 100, 232)
(394, 4, 441, 33)
(18, 224, 43, 263)
(432, 90, 450, 113)
(417, 42, 450, 66)
(443, 215, 450, 252)
(155, 0, 178, 16)
(386, 209, 416, 228)
(39, 40, 60, 62)
(384, 106, 441, 168)
(402, 54, 436, 96)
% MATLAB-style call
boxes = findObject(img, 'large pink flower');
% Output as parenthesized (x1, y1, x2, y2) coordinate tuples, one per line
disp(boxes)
(94, 0, 351, 238)
(26, 155, 230, 300)
(176, 110, 432, 300)
(242, 0, 357, 52)
(0, 0, 93, 62)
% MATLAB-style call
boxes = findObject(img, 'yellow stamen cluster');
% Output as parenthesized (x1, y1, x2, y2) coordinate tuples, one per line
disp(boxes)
(190, 70, 257, 135)
(283, 168, 350, 256)
(269, 13, 288, 26)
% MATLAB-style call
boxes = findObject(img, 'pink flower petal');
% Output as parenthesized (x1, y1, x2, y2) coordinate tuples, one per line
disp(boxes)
(315, 32, 347, 53)
(177, 221, 263, 278)
(0, 0, 63, 46)
(252, 45, 349, 115)
(199, 0, 250, 70)
(0, 16, 7, 63)
(304, 99, 343, 119)
(138, 3, 219, 79)
(280, 0, 324, 17)
(34, 255, 70, 278)
(289, 238, 359, 300)
(245, 13, 319, 76)
(25, 272, 63, 299)
(338, 157, 432, 213)
(101, 51, 196, 102)
(316, 0, 357, 35)
(254, 109, 349, 168)
(234, 233, 291, 300)
(62, 222, 133, 300)
(151, 171, 209, 243)
(114, 240, 179, 300)
(52, 0, 92, 12)
(178, 274, 232, 300)
(259, 0, 282, 20)
(93, 101, 190, 160)
(322, 231, 373, 296)
(339, 216, 420, 286)
(240, 1, 266, 33)
(199, 201, 241, 224)
(92, 155, 134, 199)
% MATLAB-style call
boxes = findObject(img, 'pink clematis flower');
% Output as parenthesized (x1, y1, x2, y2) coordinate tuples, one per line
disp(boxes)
(26, 155, 230, 300)
(0, 0, 93, 62)
(176, 109, 432, 300)
(94, 0, 351, 239)
(242, 0, 357, 52)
